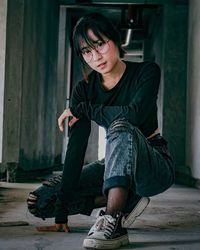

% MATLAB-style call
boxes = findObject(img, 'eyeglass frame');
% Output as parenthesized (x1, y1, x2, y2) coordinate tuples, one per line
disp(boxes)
(80, 39, 110, 63)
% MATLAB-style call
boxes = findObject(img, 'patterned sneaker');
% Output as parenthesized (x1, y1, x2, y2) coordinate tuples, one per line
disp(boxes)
(83, 210, 129, 249)
(122, 197, 150, 228)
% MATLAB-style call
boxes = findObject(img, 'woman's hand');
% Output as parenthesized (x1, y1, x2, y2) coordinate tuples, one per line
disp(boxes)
(36, 223, 70, 232)
(58, 108, 79, 131)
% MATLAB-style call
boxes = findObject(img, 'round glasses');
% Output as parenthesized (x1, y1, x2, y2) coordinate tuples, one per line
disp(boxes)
(80, 40, 110, 63)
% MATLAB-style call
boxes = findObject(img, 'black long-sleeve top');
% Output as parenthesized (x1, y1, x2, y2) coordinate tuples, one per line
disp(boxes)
(55, 61, 161, 223)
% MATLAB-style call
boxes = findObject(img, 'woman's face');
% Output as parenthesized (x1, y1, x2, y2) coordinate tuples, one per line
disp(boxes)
(79, 30, 121, 75)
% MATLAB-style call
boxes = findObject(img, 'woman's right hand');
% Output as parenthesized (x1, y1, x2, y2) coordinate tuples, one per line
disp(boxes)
(58, 108, 79, 132)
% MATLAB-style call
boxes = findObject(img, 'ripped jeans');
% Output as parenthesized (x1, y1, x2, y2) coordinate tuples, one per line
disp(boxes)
(103, 119, 174, 197)
(27, 119, 175, 219)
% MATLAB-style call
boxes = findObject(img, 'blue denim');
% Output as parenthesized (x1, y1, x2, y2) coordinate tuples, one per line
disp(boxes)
(103, 119, 175, 197)
(28, 119, 175, 219)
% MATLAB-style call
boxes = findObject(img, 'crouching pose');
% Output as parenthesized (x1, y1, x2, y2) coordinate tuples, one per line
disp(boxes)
(27, 12, 175, 249)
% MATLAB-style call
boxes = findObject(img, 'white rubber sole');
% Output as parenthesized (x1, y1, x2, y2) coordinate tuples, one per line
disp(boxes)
(83, 235, 129, 249)
(122, 197, 150, 228)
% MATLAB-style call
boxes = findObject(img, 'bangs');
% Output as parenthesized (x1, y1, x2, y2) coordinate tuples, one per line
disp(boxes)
(76, 28, 107, 54)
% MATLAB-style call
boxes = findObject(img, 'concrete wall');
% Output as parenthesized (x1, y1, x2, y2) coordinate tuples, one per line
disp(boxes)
(2, 0, 24, 171)
(186, 0, 200, 181)
(143, 2, 189, 183)
(162, 2, 188, 178)
(143, 6, 164, 132)
(19, 0, 60, 170)
(2, 0, 61, 175)
(0, 0, 7, 164)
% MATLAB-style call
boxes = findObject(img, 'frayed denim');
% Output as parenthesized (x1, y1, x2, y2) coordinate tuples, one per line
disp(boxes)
(103, 119, 175, 197)
(28, 119, 174, 219)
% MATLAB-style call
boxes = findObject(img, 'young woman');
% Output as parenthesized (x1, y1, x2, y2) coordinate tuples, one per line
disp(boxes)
(27, 12, 175, 249)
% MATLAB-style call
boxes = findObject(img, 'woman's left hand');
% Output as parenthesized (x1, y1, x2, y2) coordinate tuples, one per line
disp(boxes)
(36, 223, 70, 232)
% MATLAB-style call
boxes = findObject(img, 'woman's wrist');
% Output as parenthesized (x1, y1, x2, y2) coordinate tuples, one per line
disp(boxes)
(55, 211, 68, 224)
(70, 106, 81, 119)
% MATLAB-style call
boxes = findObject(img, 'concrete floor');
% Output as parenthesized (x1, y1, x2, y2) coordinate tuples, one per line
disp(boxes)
(0, 183, 200, 250)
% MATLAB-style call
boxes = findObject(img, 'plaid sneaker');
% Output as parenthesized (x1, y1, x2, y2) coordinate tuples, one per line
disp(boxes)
(83, 210, 129, 249)
(122, 197, 150, 228)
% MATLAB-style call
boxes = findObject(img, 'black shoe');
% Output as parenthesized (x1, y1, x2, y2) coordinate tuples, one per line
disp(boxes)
(83, 210, 129, 249)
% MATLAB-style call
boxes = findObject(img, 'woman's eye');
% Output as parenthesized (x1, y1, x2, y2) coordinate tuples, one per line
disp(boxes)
(97, 41, 104, 48)
(82, 49, 91, 55)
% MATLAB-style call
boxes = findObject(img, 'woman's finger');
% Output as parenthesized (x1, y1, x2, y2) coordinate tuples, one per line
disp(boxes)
(36, 224, 70, 232)
(69, 117, 79, 127)
(36, 225, 58, 232)
(58, 109, 71, 132)
(63, 224, 70, 232)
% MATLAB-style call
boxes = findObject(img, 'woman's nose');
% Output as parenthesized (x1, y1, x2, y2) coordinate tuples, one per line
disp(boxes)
(92, 49, 102, 61)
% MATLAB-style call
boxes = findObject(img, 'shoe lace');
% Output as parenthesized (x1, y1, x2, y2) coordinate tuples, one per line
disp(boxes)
(94, 214, 117, 238)
(43, 174, 62, 187)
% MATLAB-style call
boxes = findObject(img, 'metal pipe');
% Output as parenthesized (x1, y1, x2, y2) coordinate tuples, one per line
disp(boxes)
(122, 28, 133, 47)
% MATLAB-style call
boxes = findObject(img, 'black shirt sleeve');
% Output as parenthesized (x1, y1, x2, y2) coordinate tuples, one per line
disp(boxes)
(55, 82, 91, 224)
(71, 62, 160, 129)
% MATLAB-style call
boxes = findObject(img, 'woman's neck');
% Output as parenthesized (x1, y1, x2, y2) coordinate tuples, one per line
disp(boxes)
(102, 60, 126, 90)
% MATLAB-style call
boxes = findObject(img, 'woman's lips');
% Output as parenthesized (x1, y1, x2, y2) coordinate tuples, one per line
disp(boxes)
(97, 62, 107, 69)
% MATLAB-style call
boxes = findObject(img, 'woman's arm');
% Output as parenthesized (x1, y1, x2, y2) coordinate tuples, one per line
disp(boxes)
(55, 82, 91, 224)
(55, 117, 91, 224)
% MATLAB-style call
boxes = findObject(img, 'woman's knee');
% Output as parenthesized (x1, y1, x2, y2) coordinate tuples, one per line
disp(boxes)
(107, 119, 141, 138)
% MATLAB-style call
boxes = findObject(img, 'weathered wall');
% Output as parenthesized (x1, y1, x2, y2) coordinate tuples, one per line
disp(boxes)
(143, 6, 164, 132)
(2, 0, 24, 169)
(162, 2, 188, 178)
(143, 1, 189, 183)
(19, 0, 60, 170)
(0, 0, 7, 164)
(186, 0, 200, 182)
(3, 0, 60, 174)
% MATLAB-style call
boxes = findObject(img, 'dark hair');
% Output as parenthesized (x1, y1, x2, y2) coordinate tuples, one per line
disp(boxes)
(72, 12, 125, 63)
